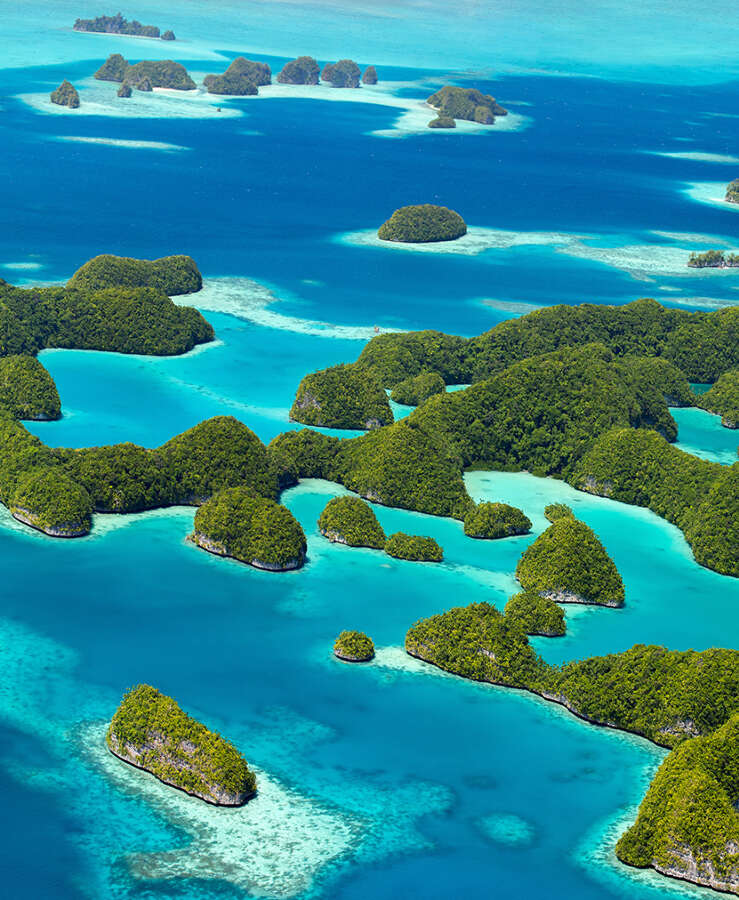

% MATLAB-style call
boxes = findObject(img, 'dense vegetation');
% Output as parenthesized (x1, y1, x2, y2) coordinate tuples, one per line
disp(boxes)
(727, 179, 739, 204)
(117, 82, 132, 98)
(544, 503, 574, 523)
(427, 86, 507, 123)
(463, 502, 531, 539)
(68, 254, 202, 295)
(698, 369, 739, 427)
(73, 14, 173, 38)
(362, 66, 378, 85)
(11, 467, 92, 536)
(95, 53, 128, 82)
(616, 713, 739, 892)
(290, 363, 393, 429)
(504, 591, 565, 637)
(574, 428, 738, 576)
(428, 115, 456, 129)
(107, 685, 256, 805)
(50, 80, 79, 108)
(94, 54, 194, 90)
(321, 60, 361, 87)
(193, 485, 306, 571)
(203, 57, 271, 94)
(688, 249, 739, 268)
(0, 355, 60, 420)
(516, 517, 625, 607)
(384, 532, 443, 562)
(390, 371, 445, 406)
(317, 496, 386, 548)
(334, 630, 375, 661)
(277, 56, 320, 84)
(377, 205, 467, 243)
(406, 604, 739, 746)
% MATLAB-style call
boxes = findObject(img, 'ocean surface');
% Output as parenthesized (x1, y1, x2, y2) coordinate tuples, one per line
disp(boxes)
(2, 1, 739, 898)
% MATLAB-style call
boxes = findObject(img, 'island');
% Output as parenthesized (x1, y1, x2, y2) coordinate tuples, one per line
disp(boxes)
(0, 355, 61, 421)
(543, 502, 574, 523)
(117, 82, 132, 98)
(318, 496, 386, 548)
(688, 250, 739, 268)
(203, 57, 271, 95)
(516, 517, 625, 607)
(377, 205, 467, 243)
(384, 532, 443, 562)
(427, 85, 507, 124)
(107, 684, 256, 805)
(67, 253, 203, 295)
(93, 54, 195, 90)
(362, 65, 378, 85)
(725, 179, 739, 204)
(50, 80, 80, 108)
(73, 13, 175, 39)
(390, 371, 445, 406)
(428, 116, 456, 129)
(616, 713, 739, 892)
(10, 468, 92, 537)
(334, 630, 375, 662)
(277, 56, 320, 84)
(698, 369, 739, 428)
(192, 485, 306, 571)
(504, 591, 566, 637)
(321, 60, 361, 88)
(290, 363, 393, 429)
(463, 502, 531, 539)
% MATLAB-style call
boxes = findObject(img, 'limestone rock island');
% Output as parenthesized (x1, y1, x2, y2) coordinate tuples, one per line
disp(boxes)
(427, 85, 507, 125)
(334, 630, 375, 662)
(362, 65, 378, 84)
(73, 14, 175, 40)
(94, 54, 195, 90)
(107, 684, 256, 805)
(321, 60, 361, 88)
(50, 80, 80, 108)
(204, 57, 271, 95)
(725, 179, 739, 204)
(318, 496, 387, 548)
(377, 204, 467, 243)
(277, 56, 320, 84)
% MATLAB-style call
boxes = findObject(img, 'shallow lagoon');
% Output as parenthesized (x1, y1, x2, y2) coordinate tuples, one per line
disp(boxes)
(3, 2, 739, 899)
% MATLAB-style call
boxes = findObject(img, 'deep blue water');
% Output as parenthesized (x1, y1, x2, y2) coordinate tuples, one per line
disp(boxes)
(2, 4, 739, 900)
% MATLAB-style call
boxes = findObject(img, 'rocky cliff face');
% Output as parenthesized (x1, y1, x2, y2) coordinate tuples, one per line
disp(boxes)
(654, 842, 739, 893)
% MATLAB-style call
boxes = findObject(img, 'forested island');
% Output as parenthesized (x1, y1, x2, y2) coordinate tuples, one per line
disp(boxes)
(74, 14, 175, 40)
(50, 80, 80, 108)
(377, 205, 467, 243)
(277, 56, 320, 84)
(94, 53, 195, 90)
(463, 502, 531, 539)
(384, 532, 443, 561)
(426, 85, 507, 127)
(107, 685, 256, 805)
(726, 179, 739, 204)
(688, 249, 739, 268)
(698, 369, 739, 428)
(334, 630, 375, 662)
(321, 60, 361, 87)
(504, 591, 566, 637)
(204, 57, 271, 95)
(318, 496, 386, 548)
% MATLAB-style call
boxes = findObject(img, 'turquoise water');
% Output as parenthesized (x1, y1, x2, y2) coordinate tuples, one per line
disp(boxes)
(3, 2, 739, 898)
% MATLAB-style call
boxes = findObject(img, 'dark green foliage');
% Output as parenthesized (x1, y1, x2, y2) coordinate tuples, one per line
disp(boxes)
(0, 355, 60, 420)
(334, 420, 472, 518)
(619, 355, 693, 407)
(686, 465, 739, 577)
(117, 82, 132, 98)
(95, 53, 128, 82)
(267, 428, 341, 487)
(427, 85, 507, 122)
(50, 80, 79, 108)
(409, 344, 674, 478)
(390, 371, 445, 406)
(334, 630, 375, 661)
(406, 602, 544, 685)
(277, 56, 320, 84)
(356, 330, 470, 388)
(616, 714, 739, 889)
(544, 502, 574, 523)
(504, 591, 565, 637)
(11, 467, 92, 536)
(377, 205, 467, 243)
(517, 517, 625, 607)
(362, 66, 378, 85)
(158, 416, 277, 504)
(428, 115, 456, 128)
(203, 57, 271, 95)
(662, 307, 739, 382)
(124, 60, 195, 90)
(384, 532, 443, 561)
(193, 486, 306, 570)
(0, 415, 58, 503)
(107, 685, 256, 805)
(74, 14, 167, 38)
(321, 60, 361, 87)
(290, 363, 393, 429)
(68, 254, 202, 296)
(726, 179, 739, 204)
(464, 502, 531, 539)
(318, 496, 386, 548)
(59, 443, 175, 513)
(687, 249, 735, 268)
(698, 369, 739, 426)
